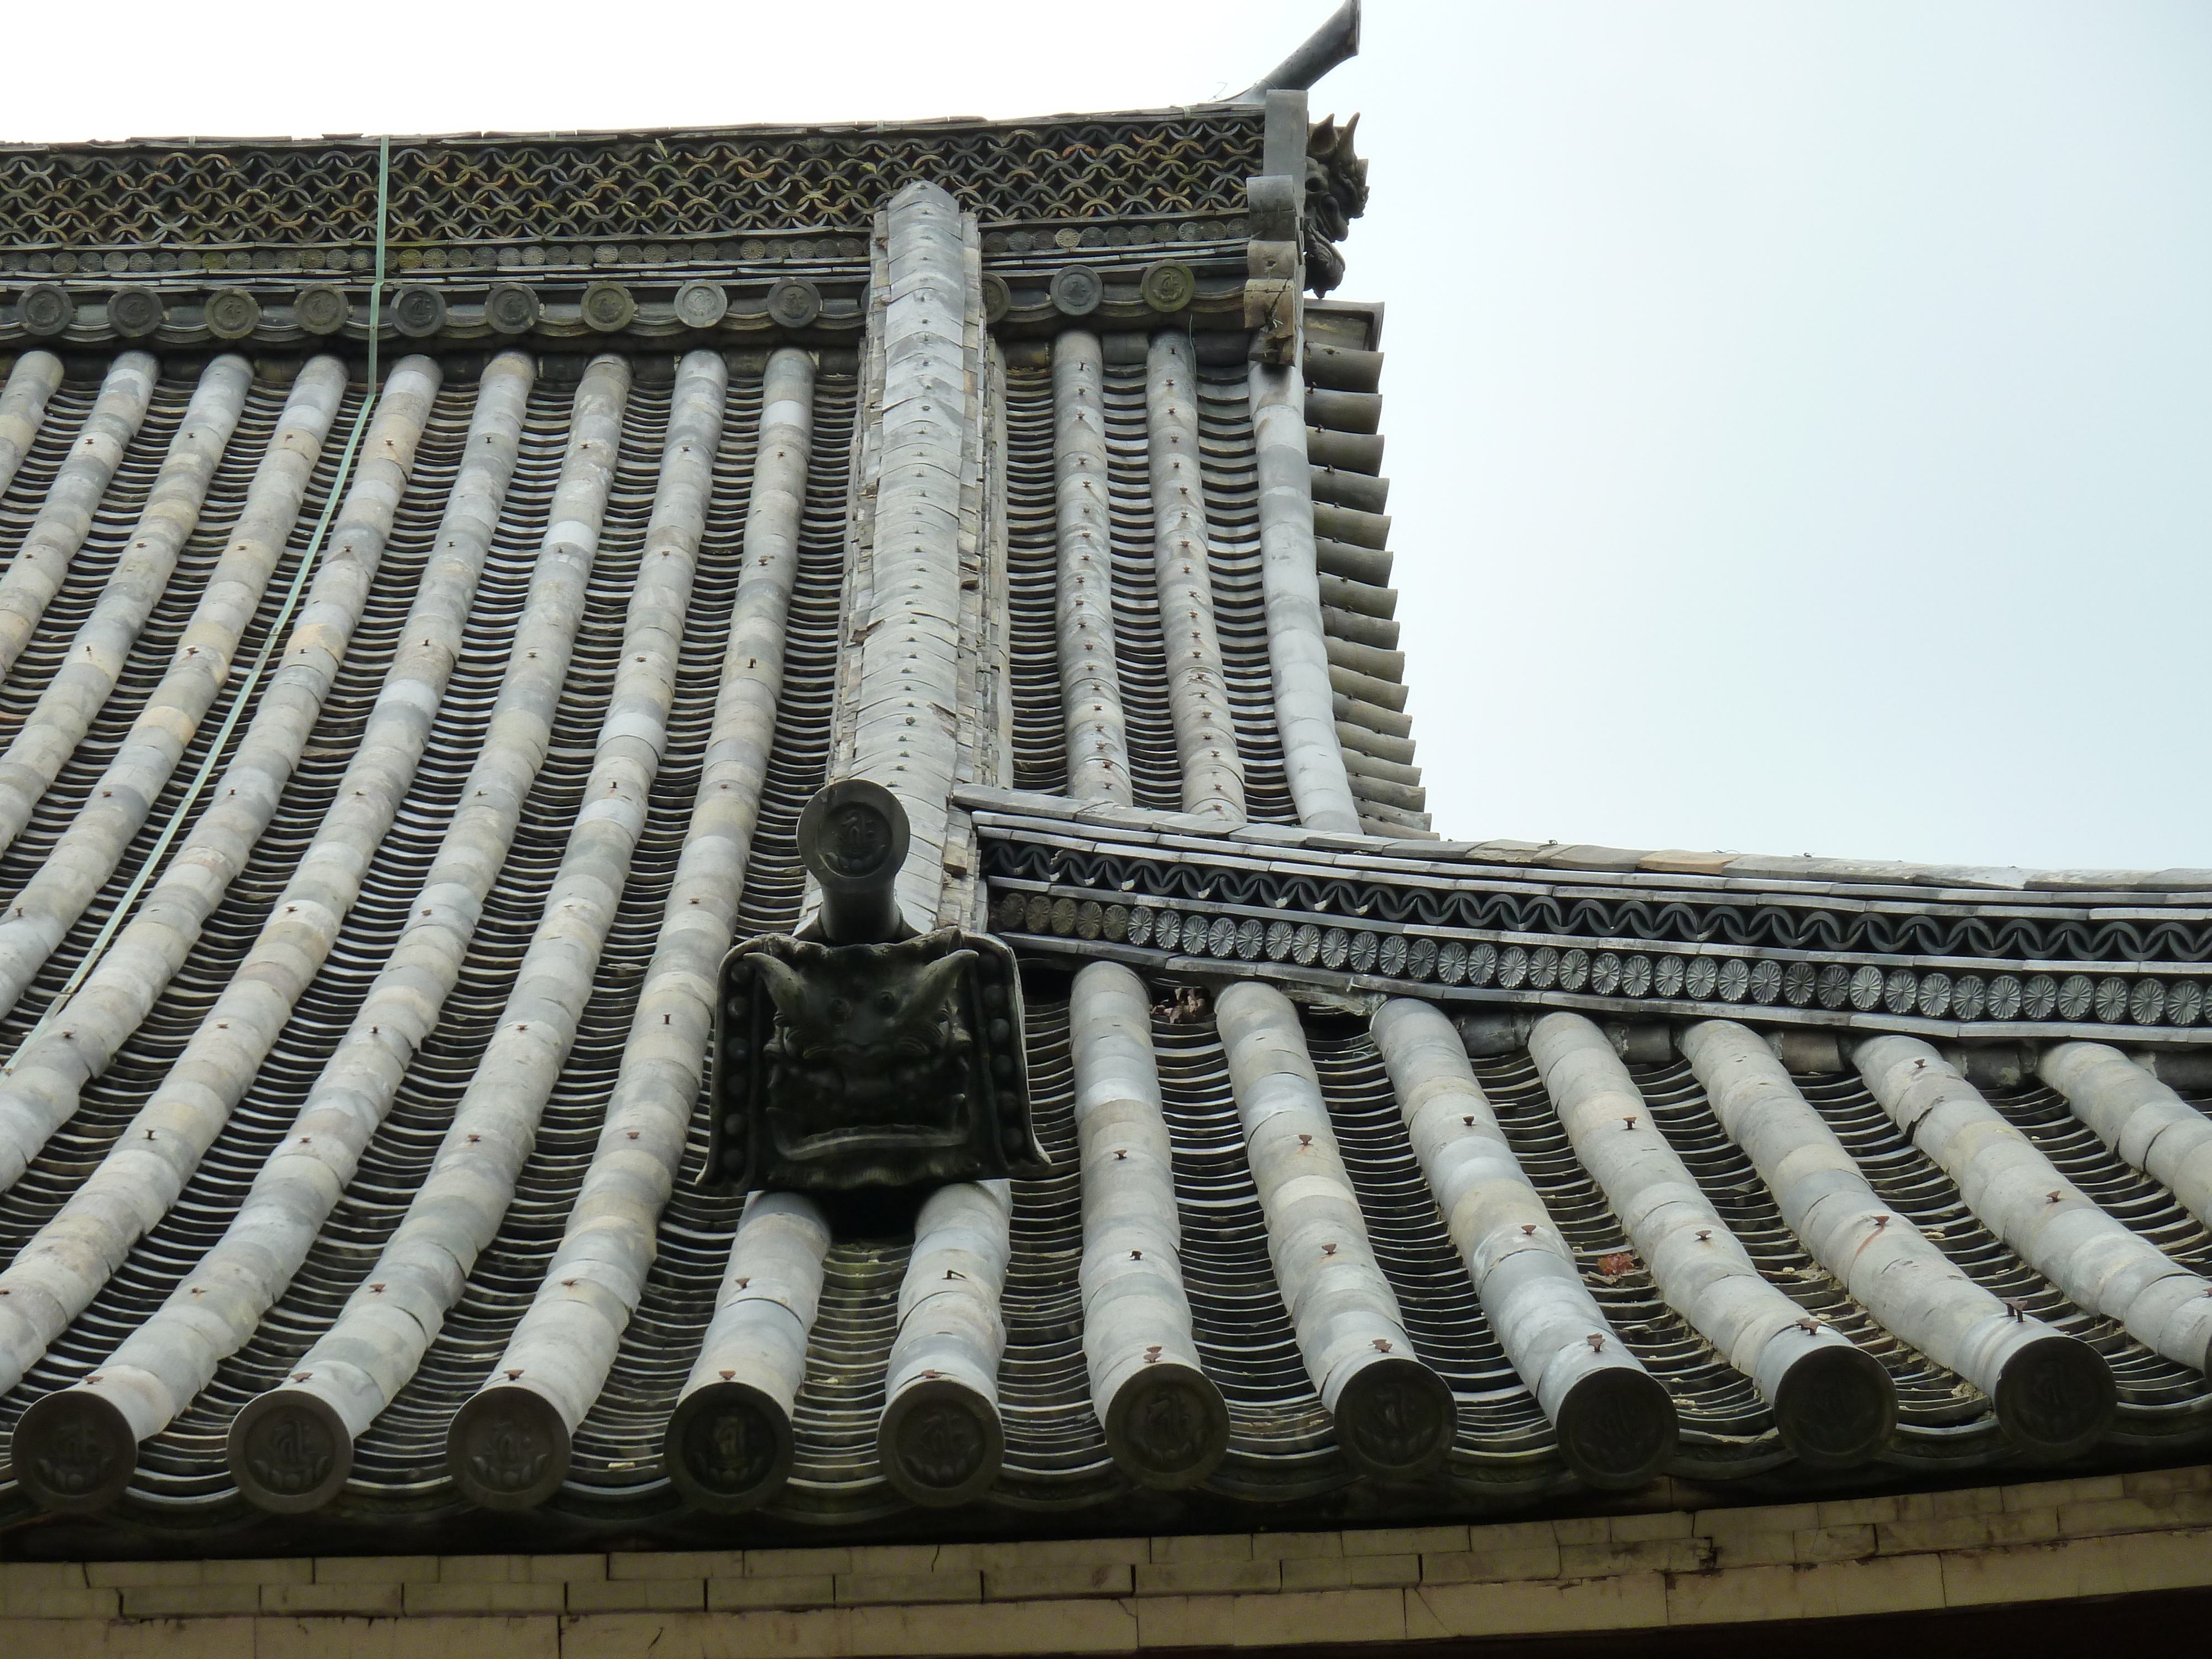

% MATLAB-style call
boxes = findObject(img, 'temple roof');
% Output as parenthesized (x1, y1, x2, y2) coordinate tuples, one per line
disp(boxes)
(0, 7, 2208, 1567)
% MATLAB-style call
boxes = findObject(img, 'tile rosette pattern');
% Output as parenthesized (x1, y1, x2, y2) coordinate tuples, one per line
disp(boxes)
(983, 838, 2212, 1045)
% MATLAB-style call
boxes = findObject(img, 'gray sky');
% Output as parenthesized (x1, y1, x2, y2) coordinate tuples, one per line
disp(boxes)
(11, 1, 2208, 869)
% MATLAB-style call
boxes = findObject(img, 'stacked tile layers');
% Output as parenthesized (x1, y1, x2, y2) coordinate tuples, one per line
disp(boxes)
(1000, 312, 1413, 834)
(0, 92, 2206, 1572)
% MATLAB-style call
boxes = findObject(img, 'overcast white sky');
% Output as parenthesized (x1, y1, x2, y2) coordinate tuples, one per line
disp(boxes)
(10, 2, 2208, 869)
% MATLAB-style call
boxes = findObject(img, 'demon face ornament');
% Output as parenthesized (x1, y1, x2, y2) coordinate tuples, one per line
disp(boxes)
(706, 780, 1046, 1216)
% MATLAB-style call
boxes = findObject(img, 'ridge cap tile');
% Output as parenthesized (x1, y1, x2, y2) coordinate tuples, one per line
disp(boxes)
(1228, 822, 1315, 846)
(1723, 854, 1849, 878)
(2028, 869, 2163, 891)
(1462, 840, 1549, 864)
(1303, 832, 1381, 853)
(1536, 844, 1651, 873)
(1912, 865, 2034, 890)
(1639, 849, 1735, 875)
(2143, 868, 2212, 891)
(1374, 838, 1450, 857)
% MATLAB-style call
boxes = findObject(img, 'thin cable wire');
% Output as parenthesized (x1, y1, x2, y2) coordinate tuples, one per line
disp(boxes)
(1, 139, 393, 1074)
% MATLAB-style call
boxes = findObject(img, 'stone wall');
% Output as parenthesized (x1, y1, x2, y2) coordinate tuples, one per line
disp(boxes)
(4, 1464, 2210, 1657)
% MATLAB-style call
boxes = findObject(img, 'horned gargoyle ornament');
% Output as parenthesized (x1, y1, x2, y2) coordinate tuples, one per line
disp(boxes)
(705, 780, 1046, 1228)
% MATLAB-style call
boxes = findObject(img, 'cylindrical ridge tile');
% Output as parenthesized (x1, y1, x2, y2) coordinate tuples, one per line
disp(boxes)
(1251, 359, 1361, 832)
(854, 181, 971, 930)
(1373, 998, 1674, 1488)
(0, 357, 509, 1444)
(457, 349, 816, 1495)
(0, 354, 252, 856)
(1683, 1020, 2112, 1460)
(1052, 331, 1131, 805)
(878, 1181, 1011, 1507)
(0, 355, 347, 1029)
(1860, 1034, 2212, 1378)
(429, 350, 731, 1508)
(1147, 331, 1245, 822)
(2041, 1041, 2212, 1232)
(1070, 961, 1229, 1488)
(0, 349, 64, 499)
(662, 1191, 832, 1513)
(1215, 980, 1455, 1480)
(0, 352, 157, 683)
(213, 354, 637, 1511)
(1531, 1012, 1895, 1468)
(7, 357, 450, 1514)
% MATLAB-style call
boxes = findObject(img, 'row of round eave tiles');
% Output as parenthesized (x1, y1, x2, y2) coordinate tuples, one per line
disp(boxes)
(4, 221, 1248, 276)
(983, 219, 1246, 253)
(13, 275, 828, 341)
(992, 893, 2211, 1029)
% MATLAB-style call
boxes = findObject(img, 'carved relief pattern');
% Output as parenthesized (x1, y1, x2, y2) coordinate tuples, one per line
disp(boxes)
(1557, 1373, 1672, 1484)
(1338, 1371, 1451, 1474)
(984, 839, 2212, 1038)
(0, 114, 1262, 255)
(239, 1406, 337, 1499)
(987, 842, 2212, 965)
(680, 1396, 782, 1497)
(455, 1406, 556, 1498)
(1301, 115, 1367, 298)
(1121, 1376, 1216, 1477)
(709, 930, 1042, 1194)
(24, 1397, 123, 1501)
(890, 1399, 990, 1493)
